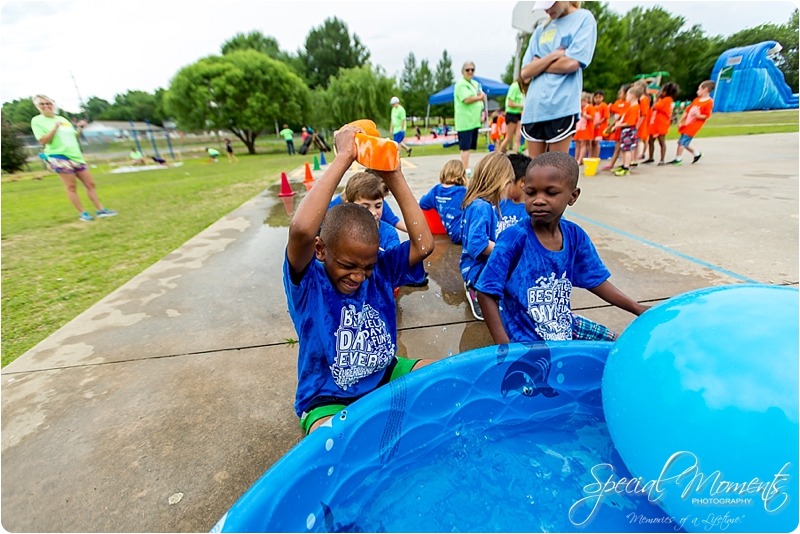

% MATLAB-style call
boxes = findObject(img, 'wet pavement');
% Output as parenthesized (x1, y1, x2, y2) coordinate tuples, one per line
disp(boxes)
(2, 133, 798, 532)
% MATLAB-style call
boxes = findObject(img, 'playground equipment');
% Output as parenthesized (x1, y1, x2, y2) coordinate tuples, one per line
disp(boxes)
(711, 40, 799, 112)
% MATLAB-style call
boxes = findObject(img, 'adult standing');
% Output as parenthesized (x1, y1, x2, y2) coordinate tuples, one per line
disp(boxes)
(280, 124, 296, 155)
(519, 1, 597, 158)
(31, 95, 118, 222)
(499, 76, 525, 154)
(389, 96, 412, 157)
(453, 61, 485, 176)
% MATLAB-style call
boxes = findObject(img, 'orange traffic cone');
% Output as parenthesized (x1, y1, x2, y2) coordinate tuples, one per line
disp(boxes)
(303, 162, 315, 184)
(278, 172, 296, 197)
(304, 181, 314, 191)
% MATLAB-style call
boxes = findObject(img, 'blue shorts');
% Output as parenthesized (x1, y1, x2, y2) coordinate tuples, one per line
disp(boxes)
(457, 128, 479, 151)
(393, 131, 405, 143)
(678, 134, 694, 148)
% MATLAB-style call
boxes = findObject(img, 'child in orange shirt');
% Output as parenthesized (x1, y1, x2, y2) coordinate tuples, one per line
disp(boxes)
(602, 84, 631, 171)
(590, 90, 608, 159)
(634, 81, 651, 164)
(670, 80, 715, 165)
(644, 82, 679, 166)
(611, 84, 645, 176)
(574, 92, 595, 165)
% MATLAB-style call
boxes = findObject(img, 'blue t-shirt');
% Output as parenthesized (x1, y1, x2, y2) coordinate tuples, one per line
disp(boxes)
(379, 220, 400, 251)
(283, 241, 424, 416)
(521, 9, 597, 124)
(460, 198, 499, 287)
(497, 199, 529, 235)
(419, 184, 467, 244)
(329, 194, 401, 228)
(475, 218, 610, 342)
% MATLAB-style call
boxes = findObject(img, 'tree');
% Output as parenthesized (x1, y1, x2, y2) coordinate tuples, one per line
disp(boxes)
(164, 50, 310, 154)
(431, 50, 455, 122)
(300, 17, 370, 88)
(1, 98, 39, 135)
(501, 34, 532, 85)
(323, 64, 396, 130)
(97, 90, 163, 125)
(1, 119, 28, 173)
(221, 31, 281, 58)
(84, 97, 110, 121)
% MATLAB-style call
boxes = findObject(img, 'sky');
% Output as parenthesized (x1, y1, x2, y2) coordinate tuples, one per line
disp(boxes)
(1, 0, 797, 113)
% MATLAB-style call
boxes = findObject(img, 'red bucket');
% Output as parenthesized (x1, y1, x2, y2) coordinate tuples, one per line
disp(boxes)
(422, 209, 447, 235)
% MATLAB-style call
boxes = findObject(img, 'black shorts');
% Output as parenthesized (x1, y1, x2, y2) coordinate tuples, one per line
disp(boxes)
(505, 113, 521, 124)
(457, 128, 479, 151)
(521, 115, 577, 144)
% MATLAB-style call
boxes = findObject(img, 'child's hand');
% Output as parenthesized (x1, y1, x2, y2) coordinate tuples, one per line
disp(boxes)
(333, 125, 361, 161)
(373, 167, 404, 185)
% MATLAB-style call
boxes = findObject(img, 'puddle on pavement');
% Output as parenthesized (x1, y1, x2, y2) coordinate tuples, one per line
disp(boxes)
(262, 182, 344, 228)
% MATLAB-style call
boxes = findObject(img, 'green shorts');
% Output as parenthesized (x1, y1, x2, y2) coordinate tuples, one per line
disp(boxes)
(299, 356, 419, 435)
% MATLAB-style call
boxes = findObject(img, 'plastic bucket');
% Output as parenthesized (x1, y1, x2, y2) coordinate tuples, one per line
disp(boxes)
(583, 157, 600, 176)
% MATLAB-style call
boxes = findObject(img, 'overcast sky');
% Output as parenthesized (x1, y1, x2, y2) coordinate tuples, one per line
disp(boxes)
(1, 0, 796, 112)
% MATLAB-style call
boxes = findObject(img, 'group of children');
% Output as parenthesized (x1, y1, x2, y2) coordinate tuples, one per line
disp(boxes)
(574, 80, 715, 176)
(284, 123, 649, 435)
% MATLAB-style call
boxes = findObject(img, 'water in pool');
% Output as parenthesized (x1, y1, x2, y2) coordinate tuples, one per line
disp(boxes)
(318, 413, 676, 533)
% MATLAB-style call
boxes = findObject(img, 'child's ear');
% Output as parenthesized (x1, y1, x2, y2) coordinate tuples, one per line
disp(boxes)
(568, 187, 581, 205)
(314, 236, 326, 262)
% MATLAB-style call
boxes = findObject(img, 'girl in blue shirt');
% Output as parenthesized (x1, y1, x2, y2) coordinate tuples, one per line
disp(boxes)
(460, 152, 514, 320)
(497, 153, 532, 236)
(419, 160, 468, 244)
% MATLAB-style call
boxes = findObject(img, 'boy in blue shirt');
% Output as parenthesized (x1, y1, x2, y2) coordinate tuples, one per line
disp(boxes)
(342, 171, 400, 252)
(284, 125, 435, 435)
(329, 192, 407, 232)
(475, 151, 648, 343)
(497, 153, 531, 236)
(419, 160, 467, 244)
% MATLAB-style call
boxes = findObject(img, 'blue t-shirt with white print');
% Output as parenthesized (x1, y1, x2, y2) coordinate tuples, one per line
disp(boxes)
(521, 9, 597, 124)
(419, 184, 467, 244)
(283, 241, 424, 417)
(475, 218, 609, 342)
(329, 194, 401, 228)
(460, 198, 498, 287)
(379, 220, 400, 251)
(497, 199, 529, 236)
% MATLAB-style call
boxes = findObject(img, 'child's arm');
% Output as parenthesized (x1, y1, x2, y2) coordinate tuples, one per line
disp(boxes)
(375, 168, 434, 266)
(589, 281, 650, 316)
(286, 126, 359, 276)
(477, 292, 510, 344)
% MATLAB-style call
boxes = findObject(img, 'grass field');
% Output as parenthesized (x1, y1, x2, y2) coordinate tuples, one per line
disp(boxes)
(2, 110, 797, 366)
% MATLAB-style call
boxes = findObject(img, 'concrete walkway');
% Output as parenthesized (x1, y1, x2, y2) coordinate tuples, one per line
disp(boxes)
(2, 133, 797, 532)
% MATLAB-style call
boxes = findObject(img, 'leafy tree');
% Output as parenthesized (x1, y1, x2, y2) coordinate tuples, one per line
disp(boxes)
(501, 34, 532, 85)
(1, 98, 39, 135)
(164, 49, 309, 154)
(1, 119, 28, 173)
(431, 50, 455, 120)
(97, 90, 163, 125)
(322, 64, 396, 130)
(84, 96, 110, 121)
(221, 31, 281, 58)
(300, 17, 370, 88)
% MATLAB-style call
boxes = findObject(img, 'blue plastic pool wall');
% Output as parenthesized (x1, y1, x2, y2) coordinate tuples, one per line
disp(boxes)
(711, 41, 799, 112)
(215, 342, 616, 532)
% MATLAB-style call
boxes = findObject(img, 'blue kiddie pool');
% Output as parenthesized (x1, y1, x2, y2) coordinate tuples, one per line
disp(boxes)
(213, 285, 798, 533)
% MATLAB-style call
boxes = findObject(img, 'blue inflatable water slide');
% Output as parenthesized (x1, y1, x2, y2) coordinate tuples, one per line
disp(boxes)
(711, 40, 799, 112)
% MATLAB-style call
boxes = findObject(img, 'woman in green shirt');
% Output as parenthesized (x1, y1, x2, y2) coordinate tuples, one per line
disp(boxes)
(453, 61, 486, 176)
(499, 76, 526, 154)
(31, 95, 118, 222)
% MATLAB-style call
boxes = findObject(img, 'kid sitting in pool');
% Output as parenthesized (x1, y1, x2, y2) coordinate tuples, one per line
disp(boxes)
(475, 151, 649, 343)
(284, 125, 435, 435)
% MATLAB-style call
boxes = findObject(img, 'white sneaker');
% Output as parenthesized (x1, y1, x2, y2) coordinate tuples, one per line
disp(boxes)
(465, 283, 484, 321)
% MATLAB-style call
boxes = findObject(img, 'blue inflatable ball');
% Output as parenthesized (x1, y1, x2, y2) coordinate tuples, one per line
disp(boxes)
(603, 285, 798, 533)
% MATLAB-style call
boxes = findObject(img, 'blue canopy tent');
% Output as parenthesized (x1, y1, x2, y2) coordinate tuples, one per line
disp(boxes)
(426, 76, 510, 127)
(710, 40, 799, 112)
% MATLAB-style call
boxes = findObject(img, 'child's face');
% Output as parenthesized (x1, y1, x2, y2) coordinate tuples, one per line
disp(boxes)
(580, 99, 588, 108)
(353, 197, 384, 226)
(592, 94, 603, 106)
(315, 238, 379, 295)
(506, 178, 525, 203)
(626, 90, 638, 103)
(523, 166, 580, 225)
(617, 88, 626, 100)
(697, 85, 710, 98)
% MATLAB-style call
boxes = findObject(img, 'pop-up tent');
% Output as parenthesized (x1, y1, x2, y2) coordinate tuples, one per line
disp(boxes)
(710, 40, 799, 112)
(426, 76, 510, 127)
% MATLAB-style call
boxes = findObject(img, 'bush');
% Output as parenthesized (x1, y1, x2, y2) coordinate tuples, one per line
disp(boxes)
(1, 119, 28, 173)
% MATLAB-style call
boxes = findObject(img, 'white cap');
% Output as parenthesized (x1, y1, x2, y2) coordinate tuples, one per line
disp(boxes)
(532, 1, 555, 10)
(390, 96, 400, 105)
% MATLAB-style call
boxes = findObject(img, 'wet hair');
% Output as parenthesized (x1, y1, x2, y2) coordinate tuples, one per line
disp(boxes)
(700, 80, 716, 91)
(320, 203, 379, 250)
(528, 151, 580, 190)
(507, 153, 532, 183)
(439, 160, 467, 186)
(661, 82, 679, 99)
(344, 171, 388, 202)
(462, 151, 514, 209)
(593, 89, 605, 98)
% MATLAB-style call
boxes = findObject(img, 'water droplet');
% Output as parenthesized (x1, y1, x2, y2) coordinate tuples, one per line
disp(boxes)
(447, 350, 452, 356)
(417, 236, 422, 240)
(413, 221, 418, 225)
(557, 373, 565, 384)
(426, 261, 431, 267)
(435, 292, 441, 298)
(455, 402, 461, 407)
(455, 430, 460, 436)
(328, 466, 334, 476)
(557, 361, 563, 368)
(307, 513, 316, 529)
(421, 246, 426, 251)
(325, 439, 334, 451)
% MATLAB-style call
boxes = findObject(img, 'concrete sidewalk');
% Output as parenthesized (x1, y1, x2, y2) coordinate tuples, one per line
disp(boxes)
(2, 133, 797, 532)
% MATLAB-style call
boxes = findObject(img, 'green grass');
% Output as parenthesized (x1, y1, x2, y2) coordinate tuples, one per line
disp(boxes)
(2, 110, 797, 367)
(1, 152, 315, 366)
